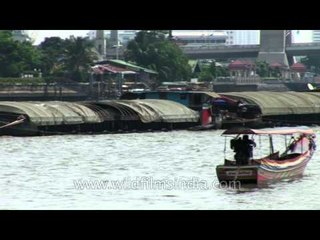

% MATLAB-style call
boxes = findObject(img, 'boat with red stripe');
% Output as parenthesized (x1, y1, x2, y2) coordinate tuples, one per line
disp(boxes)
(216, 126, 316, 185)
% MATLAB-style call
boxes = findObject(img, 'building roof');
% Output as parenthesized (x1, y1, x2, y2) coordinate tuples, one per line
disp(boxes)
(270, 62, 284, 68)
(291, 63, 306, 72)
(107, 59, 158, 74)
(188, 60, 201, 73)
(228, 60, 255, 70)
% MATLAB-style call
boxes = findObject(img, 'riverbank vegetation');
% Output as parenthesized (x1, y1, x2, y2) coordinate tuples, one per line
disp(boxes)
(0, 30, 98, 82)
(125, 31, 192, 83)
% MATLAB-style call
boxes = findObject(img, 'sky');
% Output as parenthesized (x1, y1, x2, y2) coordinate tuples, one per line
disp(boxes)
(29, 30, 313, 45)
(293, 30, 312, 42)
(29, 30, 91, 45)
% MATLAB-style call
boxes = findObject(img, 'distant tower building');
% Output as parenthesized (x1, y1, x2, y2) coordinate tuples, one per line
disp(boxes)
(110, 30, 119, 46)
(225, 30, 260, 45)
(285, 30, 292, 46)
(95, 30, 106, 57)
(312, 30, 320, 42)
(12, 30, 31, 42)
(225, 30, 234, 45)
(118, 30, 137, 46)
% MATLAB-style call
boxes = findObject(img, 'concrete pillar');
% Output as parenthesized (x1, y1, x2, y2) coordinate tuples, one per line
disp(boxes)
(95, 30, 106, 57)
(258, 30, 289, 67)
(110, 30, 119, 47)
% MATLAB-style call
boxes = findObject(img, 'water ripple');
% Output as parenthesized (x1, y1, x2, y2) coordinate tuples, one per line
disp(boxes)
(1, 129, 320, 209)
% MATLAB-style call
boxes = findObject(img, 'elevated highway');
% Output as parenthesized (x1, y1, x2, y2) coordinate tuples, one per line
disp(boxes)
(105, 43, 320, 60)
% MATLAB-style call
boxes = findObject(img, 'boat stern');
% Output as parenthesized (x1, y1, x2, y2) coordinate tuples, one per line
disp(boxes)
(216, 165, 258, 184)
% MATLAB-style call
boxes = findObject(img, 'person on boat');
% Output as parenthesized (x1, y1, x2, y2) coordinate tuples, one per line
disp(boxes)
(236, 100, 247, 118)
(288, 136, 298, 152)
(230, 137, 245, 165)
(309, 134, 316, 151)
(242, 135, 256, 163)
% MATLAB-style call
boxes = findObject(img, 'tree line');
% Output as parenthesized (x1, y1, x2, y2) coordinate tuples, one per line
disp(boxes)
(0, 30, 98, 81)
(1, 30, 316, 83)
(0, 30, 229, 83)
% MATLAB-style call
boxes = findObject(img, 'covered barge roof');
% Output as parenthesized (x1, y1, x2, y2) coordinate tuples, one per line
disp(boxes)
(117, 99, 199, 123)
(221, 92, 320, 116)
(0, 101, 102, 126)
(0, 99, 199, 126)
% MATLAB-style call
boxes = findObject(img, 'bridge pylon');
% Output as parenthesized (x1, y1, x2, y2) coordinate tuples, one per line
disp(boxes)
(257, 30, 289, 67)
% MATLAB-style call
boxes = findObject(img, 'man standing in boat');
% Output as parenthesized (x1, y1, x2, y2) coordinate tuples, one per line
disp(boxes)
(242, 135, 256, 163)
(231, 137, 244, 165)
(231, 135, 255, 165)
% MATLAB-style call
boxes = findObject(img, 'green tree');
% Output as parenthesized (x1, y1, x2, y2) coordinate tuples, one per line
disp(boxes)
(255, 61, 269, 77)
(63, 37, 99, 81)
(0, 30, 42, 77)
(38, 36, 98, 80)
(269, 67, 281, 78)
(38, 37, 67, 76)
(216, 65, 229, 77)
(125, 30, 191, 82)
(208, 61, 229, 78)
(198, 61, 229, 81)
(199, 70, 214, 82)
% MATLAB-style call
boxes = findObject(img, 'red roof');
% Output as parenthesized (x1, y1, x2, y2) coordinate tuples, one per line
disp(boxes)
(290, 63, 306, 72)
(270, 62, 283, 68)
(228, 60, 255, 70)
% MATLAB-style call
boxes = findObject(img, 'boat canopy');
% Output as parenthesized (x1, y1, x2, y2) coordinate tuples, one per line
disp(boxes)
(0, 100, 199, 126)
(202, 92, 221, 98)
(116, 99, 199, 123)
(222, 126, 314, 135)
(0, 101, 103, 126)
(221, 92, 320, 116)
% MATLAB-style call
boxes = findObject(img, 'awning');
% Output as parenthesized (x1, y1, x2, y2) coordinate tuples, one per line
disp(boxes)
(0, 101, 103, 126)
(221, 92, 320, 116)
(116, 99, 199, 123)
(202, 91, 221, 98)
(223, 126, 314, 135)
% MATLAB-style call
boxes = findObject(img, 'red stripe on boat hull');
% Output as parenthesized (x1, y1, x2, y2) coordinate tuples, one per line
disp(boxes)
(216, 153, 313, 185)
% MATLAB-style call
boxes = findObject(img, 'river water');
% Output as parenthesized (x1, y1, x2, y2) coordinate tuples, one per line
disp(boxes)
(1, 128, 320, 210)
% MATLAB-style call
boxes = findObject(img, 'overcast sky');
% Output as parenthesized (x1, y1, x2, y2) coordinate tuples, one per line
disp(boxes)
(29, 30, 90, 44)
(29, 30, 313, 45)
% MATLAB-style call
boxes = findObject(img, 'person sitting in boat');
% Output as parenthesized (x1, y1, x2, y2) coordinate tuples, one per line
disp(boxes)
(288, 136, 298, 152)
(242, 135, 256, 162)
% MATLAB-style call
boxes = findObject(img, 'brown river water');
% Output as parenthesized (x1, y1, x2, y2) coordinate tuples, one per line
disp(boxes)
(1, 128, 320, 209)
